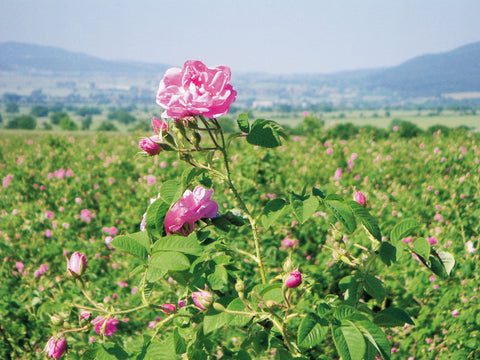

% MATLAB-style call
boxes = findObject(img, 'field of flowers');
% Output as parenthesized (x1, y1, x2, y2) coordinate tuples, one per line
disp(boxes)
(1, 123, 478, 359)
(1, 60, 479, 360)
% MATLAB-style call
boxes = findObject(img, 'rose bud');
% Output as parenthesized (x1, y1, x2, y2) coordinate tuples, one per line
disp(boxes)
(192, 290, 214, 311)
(139, 137, 162, 156)
(45, 335, 67, 359)
(67, 252, 87, 277)
(285, 270, 302, 289)
(161, 303, 176, 314)
(354, 191, 367, 207)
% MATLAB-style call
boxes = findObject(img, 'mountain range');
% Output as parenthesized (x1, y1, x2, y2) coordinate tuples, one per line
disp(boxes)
(1, 41, 479, 100)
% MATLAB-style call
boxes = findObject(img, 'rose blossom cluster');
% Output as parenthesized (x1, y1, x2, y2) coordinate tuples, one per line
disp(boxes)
(165, 186, 219, 235)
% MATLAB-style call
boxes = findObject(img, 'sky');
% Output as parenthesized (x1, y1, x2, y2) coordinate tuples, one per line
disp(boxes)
(1, 0, 480, 75)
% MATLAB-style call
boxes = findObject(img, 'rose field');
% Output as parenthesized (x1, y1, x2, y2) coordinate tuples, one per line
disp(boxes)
(1, 61, 480, 360)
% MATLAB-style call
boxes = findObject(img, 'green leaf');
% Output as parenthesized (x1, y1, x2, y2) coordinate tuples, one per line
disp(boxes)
(325, 199, 356, 234)
(246, 119, 287, 148)
(428, 249, 455, 278)
(159, 180, 183, 204)
(348, 201, 382, 241)
(207, 265, 228, 290)
(332, 321, 366, 360)
(227, 297, 253, 327)
(149, 251, 190, 271)
(390, 219, 420, 245)
(338, 276, 361, 305)
(297, 312, 328, 348)
(182, 167, 207, 188)
(413, 238, 430, 261)
(203, 311, 229, 334)
(152, 234, 203, 255)
(334, 305, 360, 321)
(146, 266, 166, 283)
(373, 307, 415, 327)
(237, 112, 250, 133)
(111, 234, 148, 262)
(364, 275, 386, 303)
(145, 198, 170, 240)
(290, 194, 319, 224)
(143, 339, 177, 360)
(379, 242, 396, 266)
(261, 198, 288, 229)
(95, 343, 129, 360)
(356, 320, 391, 360)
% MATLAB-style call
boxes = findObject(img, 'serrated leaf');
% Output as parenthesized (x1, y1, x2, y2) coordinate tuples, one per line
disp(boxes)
(237, 112, 250, 133)
(149, 251, 190, 271)
(111, 235, 148, 262)
(159, 180, 183, 204)
(144, 339, 177, 360)
(413, 238, 430, 261)
(364, 275, 386, 303)
(207, 265, 228, 290)
(246, 119, 287, 148)
(428, 249, 455, 278)
(95, 343, 129, 360)
(332, 322, 366, 360)
(348, 201, 382, 241)
(326, 200, 356, 234)
(291, 194, 319, 224)
(182, 167, 207, 188)
(146, 267, 166, 283)
(227, 297, 253, 327)
(434, 249, 455, 276)
(152, 234, 203, 255)
(334, 305, 360, 321)
(145, 198, 170, 240)
(261, 198, 287, 229)
(390, 219, 420, 245)
(373, 307, 414, 327)
(297, 312, 328, 348)
(379, 242, 396, 266)
(356, 320, 391, 360)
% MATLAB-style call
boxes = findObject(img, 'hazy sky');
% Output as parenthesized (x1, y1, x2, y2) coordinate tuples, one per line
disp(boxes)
(1, 0, 479, 74)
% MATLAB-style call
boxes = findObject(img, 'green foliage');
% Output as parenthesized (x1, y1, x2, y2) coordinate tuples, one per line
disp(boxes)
(108, 109, 136, 124)
(97, 121, 118, 131)
(5, 102, 19, 113)
(389, 119, 424, 138)
(6, 115, 37, 129)
(59, 116, 78, 131)
(30, 105, 49, 117)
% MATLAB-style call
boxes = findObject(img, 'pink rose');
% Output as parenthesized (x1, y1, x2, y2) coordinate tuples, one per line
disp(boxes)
(285, 270, 302, 289)
(67, 252, 87, 277)
(156, 60, 236, 119)
(45, 335, 67, 359)
(354, 191, 367, 207)
(192, 290, 213, 311)
(139, 137, 162, 156)
(161, 303, 177, 314)
(91, 316, 119, 336)
(165, 186, 218, 235)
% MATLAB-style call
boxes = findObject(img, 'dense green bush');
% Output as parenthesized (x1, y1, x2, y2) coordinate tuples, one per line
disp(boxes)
(6, 115, 37, 129)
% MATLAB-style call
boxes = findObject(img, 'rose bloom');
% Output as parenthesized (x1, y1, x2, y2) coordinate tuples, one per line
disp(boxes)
(165, 186, 218, 235)
(156, 60, 236, 119)
(67, 252, 87, 277)
(91, 316, 119, 336)
(354, 191, 368, 207)
(45, 335, 67, 359)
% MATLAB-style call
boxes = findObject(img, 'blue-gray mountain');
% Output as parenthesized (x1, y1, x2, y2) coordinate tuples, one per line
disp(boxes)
(1, 41, 479, 97)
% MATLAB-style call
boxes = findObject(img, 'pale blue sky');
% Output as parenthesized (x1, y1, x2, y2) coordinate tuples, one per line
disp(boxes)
(1, 0, 479, 74)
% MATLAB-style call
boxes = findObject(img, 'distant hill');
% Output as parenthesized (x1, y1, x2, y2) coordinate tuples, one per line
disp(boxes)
(366, 41, 480, 96)
(1, 41, 479, 99)
(0, 42, 170, 77)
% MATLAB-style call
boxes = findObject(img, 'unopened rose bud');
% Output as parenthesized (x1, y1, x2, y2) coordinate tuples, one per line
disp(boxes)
(264, 300, 277, 308)
(161, 303, 176, 314)
(282, 257, 294, 273)
(139, 137, 162, 156)
(192, 290, 214, 311)
(235, 279, 245, 295)
(285, 270, 302, 289)
(354, 191, 367, 207)
(45, 335, 67, 359)
(213, 302, 226, 312)
(67, 252, 87, 277)
(79, 312, 92, 327)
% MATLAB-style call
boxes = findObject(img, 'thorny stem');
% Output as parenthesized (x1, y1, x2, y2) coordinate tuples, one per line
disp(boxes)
(198, 116, 267, 284)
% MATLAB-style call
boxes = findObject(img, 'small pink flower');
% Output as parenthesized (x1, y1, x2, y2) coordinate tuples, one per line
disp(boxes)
(81, 209, 91, 222)
(333, 168, 342, 180)
(91, 316, 119, 336)
(452, 310, 459, 317)
(156, 60, 236, 119)
(285, 270, 302, 288)
(67, 252, 87, 277)
(45, 335, 67, 359)
(161, 303, 177, 314)
(165, 186, 218, 235)
(353, 191, 367, 207)
(192, 290, 213, 311)
(280, 237, 299, 250)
